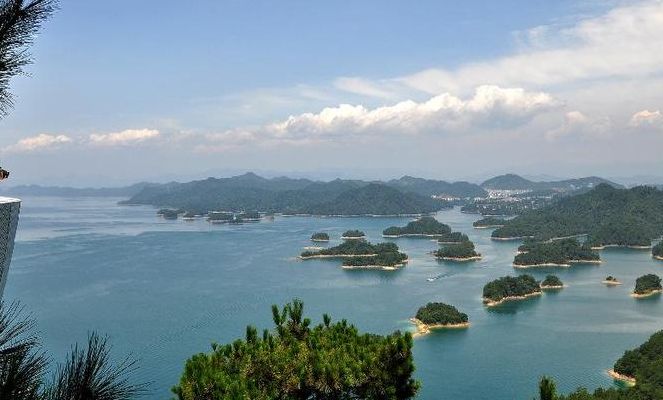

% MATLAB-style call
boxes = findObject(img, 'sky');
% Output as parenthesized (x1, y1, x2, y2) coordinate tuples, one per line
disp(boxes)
(1, 0, 663, 186)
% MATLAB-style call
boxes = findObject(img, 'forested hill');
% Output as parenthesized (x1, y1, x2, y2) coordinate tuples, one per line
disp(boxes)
(492, 184, 663, 245)
(0, 182, 155, 197)
(122, 173, 446, 215)
(481, 173, 623, 191)
(386, 176, 487, 198)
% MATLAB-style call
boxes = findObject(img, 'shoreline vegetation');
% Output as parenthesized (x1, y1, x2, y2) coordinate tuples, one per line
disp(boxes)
(310, 232, 330, 242)
(472, 216, 507, 229)
(382, 216, 455, 238)
(482, 275, 542, 306)
(513, 238, 600, 268)
(540, 275, 564, 290)
(608, 369, 636, 386)
(434, 240, 481, 262)
(653, 242, 663, 260)
(341, 230, 366, 240)
(603, 276, 622, 285)
(411, 303, 469, 337)
(632, 274, 662, 298)
(300, 240, 408, 269)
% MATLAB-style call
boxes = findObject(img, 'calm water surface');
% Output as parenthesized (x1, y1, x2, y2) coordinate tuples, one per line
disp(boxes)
(5, 197, 663, 399)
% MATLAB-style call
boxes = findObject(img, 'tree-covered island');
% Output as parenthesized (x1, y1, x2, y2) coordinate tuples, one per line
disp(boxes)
(310, 232, 330, 242)
(173, 300, 419, 399)
(382, 216, 451, 237)
(157, 208, 181, 220)
(301, 241, 408, 270)
(653, 241, 663, 260)
(482, 275, 542, 306)
(603, 275, 622, 285)
(434, 240, 481, 261)
(341, 229, 366, 240)
(632, 274, 662, 298)
(410, 303, 469, 336)
(436, 231, 470, 244)
(540, 275, 564, 289)
(473, 217, 507, 229)
(513, 238, 600, 268)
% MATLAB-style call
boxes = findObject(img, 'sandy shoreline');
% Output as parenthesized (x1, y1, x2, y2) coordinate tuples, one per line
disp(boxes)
(299, 253, 377, 260)
(341, 236, 366, 240)
(310, 239, 330, 242)
(341, 261, 407, 271)
(409, 318, 470, 337)
(602, 280, 622, 285)
(483, 291, 542, 307)
(491, 236, 534, 241)
(654, 255, 663, 261)
(514, 262, 571, 268)
(383, 233, 446, 238)
(631, 289, 662, 298)
(608, 369, 636, 385)
(592, 244, 652, 250)
(438, 255, 482, 262)
(473, 225, 504, 229)
(540, 285, 564, 290)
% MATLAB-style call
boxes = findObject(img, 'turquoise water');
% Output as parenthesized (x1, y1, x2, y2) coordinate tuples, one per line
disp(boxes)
(5, 197, 663, 399)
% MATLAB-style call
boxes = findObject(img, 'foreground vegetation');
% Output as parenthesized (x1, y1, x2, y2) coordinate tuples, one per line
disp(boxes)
(173, 300, 419, 399)
(483, 275, 541, 305)
(493, 185, 663, 245)
(383, 216, 451, 237)
(514, 239, 600, 267)
(434, 240, 481, 261)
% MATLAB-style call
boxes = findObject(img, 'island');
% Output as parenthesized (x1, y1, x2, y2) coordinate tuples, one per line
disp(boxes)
(410, 302, 469, 336)
(653, 241, 663, 260)
(341, 230, 366, 240)
(300, 241, 408, 270)
(513, 238, 600, 268)
(603, 276, 622, 285)
(157, 208, 180, 220)
(473, 217, 507, 229)
(310, 232, 330, 242)
(482, 275, 542, 306)
(437, 231, 470, 244)
(207, 212, 235, 223)
(182, 211, 197, 221)
(540, 275, 564, 289)
(632, 274, 662, 298)
(492, 185, 663, 247)
(382, 216, 451, 238)
(434, 240, 481, 261)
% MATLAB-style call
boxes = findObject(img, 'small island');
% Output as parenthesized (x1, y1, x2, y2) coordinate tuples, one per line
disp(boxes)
(157, 208, 181, 220)
(473, 217, 507, 229)
(631, 274, 662, 298)
(482, 275, 541, 306)
(382, 216, 451, 238)
(341, 230, 366, 240)
(434, 240, 481, 261)
(182, 211, 197, 221)
(653, 242, 663, 260)
(437, 231, 470, 244)
(301, 241, 408, 270)
(410, 302, 469, 336)
(513, 238, 600, 268)
(207, 212, 235, 223)
(540, 275, 564, 290)
(603, 276, 621, 285)
(310, 232, 330, 242)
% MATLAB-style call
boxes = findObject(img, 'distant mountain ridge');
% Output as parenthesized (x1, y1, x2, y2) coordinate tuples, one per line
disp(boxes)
(386, 176, 487, 198)
(0, 182, 155, 197)
(481, 173, 623, 191)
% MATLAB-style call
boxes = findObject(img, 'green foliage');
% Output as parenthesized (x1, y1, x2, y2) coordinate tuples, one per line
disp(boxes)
(482, 275, 540, 302)
(302, 241, 407, 268)
(493, 185, 663, 244)
(172, 300, 420, 400)
(653, 242, 663, 258)
(473, 217, 507, 227)
(383, 216, 451, 236)
(437, 231, 470, 243)
(634, 274, 662, 295)
(414, 303, 468, 325)
(434, 240, 479, 259)
(541, 275, 563, 287)
(539, 376, 557, 400)
(343, 250, 408, 267)
(342, 229, 365, 238)
(301, 240, 377, 257)
(514, 239, 600, 266)
(311, 232, 329, 241)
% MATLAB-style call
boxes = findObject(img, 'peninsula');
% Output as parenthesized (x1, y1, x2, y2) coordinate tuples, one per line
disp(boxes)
(410, 302, 469, 336)
(540, 275, 564, 290)
(513, 238, 600, 268)
(631, 274, 662, 298)
(473, 217, 507, 229)
(482, 275, 541, 306)
(434, 240, 481, 261)
(382, 216, 451, 238)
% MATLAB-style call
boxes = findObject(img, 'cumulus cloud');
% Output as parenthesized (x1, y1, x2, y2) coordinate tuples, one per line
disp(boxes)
(89, 129, 160, 146)
(195, 85, 559, 152)
(629, 109, 662, 127)
(2, 134, 72, 153)
(545, 111, 611, 141)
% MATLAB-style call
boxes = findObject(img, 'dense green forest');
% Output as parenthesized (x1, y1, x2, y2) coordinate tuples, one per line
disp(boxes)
(173, 300, 419, 399)
(342, 229, 365, 238)
(414, 303, 468, 326)
(342, 250, 408, 268)
(301, 241, 404, 260)
(122, 173, 458, 215)
(437, 231, 470, 243)
(541, 275, 563, 288)
(654, 242, 663, 259)
(473, 217, 507, 228)
(493, 185, 663, 244)
(434, 240, 480, 260)
(633, 274, 662, 295)
(483, 275, 541, 303)
(383, 217, 451, 236)
(538, 330, 663, 399)
(514, 239, 600, 266)
(311, 232, 330, 241)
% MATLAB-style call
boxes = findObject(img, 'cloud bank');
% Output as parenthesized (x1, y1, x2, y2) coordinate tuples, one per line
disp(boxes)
(2, 134, 72, 153)
(89, 129, 160, 146)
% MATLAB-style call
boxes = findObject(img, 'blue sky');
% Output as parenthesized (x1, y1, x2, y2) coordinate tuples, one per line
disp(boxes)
(2, 0, 663, 186)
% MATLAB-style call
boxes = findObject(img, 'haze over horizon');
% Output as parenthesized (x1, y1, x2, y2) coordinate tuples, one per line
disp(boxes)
(2, 0, 663, 186)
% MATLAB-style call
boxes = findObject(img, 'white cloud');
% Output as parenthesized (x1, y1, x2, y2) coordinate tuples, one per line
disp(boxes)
(545, 111, 611, 141)
(2, 134, 72, 153)
(629, 109, 662, 127)
(89, 129, 160, 146)
(334, 77, 396, 99)
(195, 85, 559, 152)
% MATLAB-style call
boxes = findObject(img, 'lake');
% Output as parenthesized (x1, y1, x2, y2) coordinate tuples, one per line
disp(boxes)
(5, 196, 663, 399)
